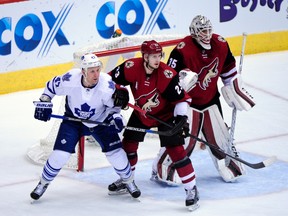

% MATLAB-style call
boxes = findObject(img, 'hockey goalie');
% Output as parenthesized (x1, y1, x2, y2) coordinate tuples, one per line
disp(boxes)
(151, 15, 256, 185)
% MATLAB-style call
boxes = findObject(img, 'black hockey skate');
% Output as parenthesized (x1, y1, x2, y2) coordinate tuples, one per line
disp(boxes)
(108, 179, 128, 195)
(125, 180, 141, 198)
(30, 181, 49, 200)
(185, 185, 200, 211)
(108, 178, 141, 199)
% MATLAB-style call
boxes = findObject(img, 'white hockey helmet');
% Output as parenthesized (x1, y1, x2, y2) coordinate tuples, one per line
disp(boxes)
(80, 53, 102, 70)
(189, 15, 213, 50)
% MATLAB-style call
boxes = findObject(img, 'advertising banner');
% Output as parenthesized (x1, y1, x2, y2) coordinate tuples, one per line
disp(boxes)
(1, 0, 287, 73)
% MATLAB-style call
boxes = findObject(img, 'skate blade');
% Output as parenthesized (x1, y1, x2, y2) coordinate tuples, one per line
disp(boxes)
(108, 189, 128, 196)
(187, 203, 200, 212)
(30, 199, 38, 204)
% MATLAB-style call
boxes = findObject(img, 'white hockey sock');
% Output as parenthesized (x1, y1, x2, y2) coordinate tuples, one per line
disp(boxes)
(42, 150, 70, 183)
(105, 148, 133, 181)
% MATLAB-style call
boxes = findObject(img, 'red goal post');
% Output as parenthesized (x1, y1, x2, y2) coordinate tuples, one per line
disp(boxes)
(26, 34, 185, 171)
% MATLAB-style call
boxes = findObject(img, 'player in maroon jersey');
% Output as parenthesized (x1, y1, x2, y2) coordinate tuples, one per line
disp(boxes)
(152, 15, 256, 184)
(108, 40, 199, 211)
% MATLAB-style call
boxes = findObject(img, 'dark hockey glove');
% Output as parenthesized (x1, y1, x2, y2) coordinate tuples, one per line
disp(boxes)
(173, 115, 189, 138)
(112, 84, 129, 109)
(33, 95, 53, 122)
(33, 101, 53, 122)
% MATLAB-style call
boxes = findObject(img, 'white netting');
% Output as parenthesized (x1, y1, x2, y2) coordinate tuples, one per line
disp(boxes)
(27, 34, 185, 170)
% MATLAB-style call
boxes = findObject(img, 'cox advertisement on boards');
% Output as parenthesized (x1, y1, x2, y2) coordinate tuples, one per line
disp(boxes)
(0, 0, 287, 72)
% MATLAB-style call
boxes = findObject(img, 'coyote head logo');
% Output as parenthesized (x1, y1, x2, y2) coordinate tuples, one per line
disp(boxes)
(197, 57, 219, 90)
(141, 92, 160, 112)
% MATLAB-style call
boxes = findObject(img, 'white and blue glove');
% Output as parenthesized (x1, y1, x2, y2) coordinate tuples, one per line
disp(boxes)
(107, 113, 124, 132)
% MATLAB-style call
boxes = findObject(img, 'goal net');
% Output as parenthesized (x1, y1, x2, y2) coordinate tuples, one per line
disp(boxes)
(26, 34, 185, 171)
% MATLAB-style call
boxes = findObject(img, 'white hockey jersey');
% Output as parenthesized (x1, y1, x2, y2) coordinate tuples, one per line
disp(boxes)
(42, 68, 120, 128)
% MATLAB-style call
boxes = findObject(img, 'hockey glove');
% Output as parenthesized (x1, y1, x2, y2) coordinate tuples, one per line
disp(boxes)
(179, 68, 198, 93)
(174, 115, 189, 138)
(33, 101, 53, 122)
(112, 84, 129, 109)
(107, 113, 124, 132)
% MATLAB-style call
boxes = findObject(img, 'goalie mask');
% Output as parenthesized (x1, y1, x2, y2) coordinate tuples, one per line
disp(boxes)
(189, 15, 213, 50)
(80, 53, 102, 71)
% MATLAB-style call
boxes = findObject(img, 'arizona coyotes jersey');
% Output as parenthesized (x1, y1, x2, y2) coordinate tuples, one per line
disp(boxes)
(109, 58, 191, 127)
(42, 69, 120, 127)
(167, 34, 237, 106)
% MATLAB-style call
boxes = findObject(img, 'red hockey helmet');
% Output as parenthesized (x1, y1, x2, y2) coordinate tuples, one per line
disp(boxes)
(141, 40, 163, 55)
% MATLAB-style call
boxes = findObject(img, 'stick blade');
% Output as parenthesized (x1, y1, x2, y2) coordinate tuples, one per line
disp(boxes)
(263, 156, 277, 167)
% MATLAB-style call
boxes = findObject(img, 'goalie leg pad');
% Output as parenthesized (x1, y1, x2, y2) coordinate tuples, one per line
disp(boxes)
(151, 108, 203, 185)
(202, 105, 246, 182)
(184, 107, 204, 155)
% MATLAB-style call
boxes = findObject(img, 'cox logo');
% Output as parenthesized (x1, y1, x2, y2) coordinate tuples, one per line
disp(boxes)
(0, 3, 73, 57)
(220, 0, 284, 22)
(96, 0, 170, 38)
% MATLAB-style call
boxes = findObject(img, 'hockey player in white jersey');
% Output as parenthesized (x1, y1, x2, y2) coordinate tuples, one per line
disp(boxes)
(30, 53, 141, 201)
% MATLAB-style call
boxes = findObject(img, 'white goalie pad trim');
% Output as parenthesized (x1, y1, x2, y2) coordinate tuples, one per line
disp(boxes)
(221, 75, 255, 111)
(179, 68, 198, 92)
(202, 105, 246, 182)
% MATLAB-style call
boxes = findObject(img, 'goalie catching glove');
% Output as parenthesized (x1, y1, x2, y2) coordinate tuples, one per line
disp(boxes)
(33, 95, 53, 122)
(179, 68, 198, 92)
(221, 74, 255, 111)
(113, 84, 129, 109)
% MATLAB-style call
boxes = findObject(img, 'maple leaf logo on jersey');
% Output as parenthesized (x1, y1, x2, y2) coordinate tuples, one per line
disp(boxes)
(141, 92, 160, 112)
(75, 103, 95, 119)
(197, 57, 219, 90)
(62, 72, 72, 82)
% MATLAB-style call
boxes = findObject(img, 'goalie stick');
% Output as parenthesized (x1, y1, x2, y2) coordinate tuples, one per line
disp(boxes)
(229, 32, 248, 158)
(49, 114, 177, 136)
(128, 103, 277, 169)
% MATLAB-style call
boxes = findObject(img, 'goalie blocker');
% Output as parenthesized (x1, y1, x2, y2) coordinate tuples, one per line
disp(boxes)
(221, 75, 255, 111)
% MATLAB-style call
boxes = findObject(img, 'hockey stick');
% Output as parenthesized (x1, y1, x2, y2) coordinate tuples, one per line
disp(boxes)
(49, 114, 176, 136)
(128, 103, 277, 169)
(228, 32, 248, 158)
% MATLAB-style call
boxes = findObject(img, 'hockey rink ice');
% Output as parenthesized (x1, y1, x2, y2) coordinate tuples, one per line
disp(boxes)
(1, 50, 288, 216)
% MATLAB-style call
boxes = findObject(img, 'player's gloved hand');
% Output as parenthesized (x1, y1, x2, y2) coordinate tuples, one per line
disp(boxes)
(112, 84, 129, 109)
(179, 68, 198, 92)
(107, 113, 124, 132)
(33, 101, 53, 122)
(33, 95, 53, 122)
(174, 115, 189, 138)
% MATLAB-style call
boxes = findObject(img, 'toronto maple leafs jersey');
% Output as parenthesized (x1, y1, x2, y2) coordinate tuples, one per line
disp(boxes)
(42, 68, 120, 128)
(167, 34, 237, 107)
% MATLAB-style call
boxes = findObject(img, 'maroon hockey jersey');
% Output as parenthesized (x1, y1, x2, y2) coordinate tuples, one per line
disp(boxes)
(167, 34, 237, 106)
(109, 58, 191, 127)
